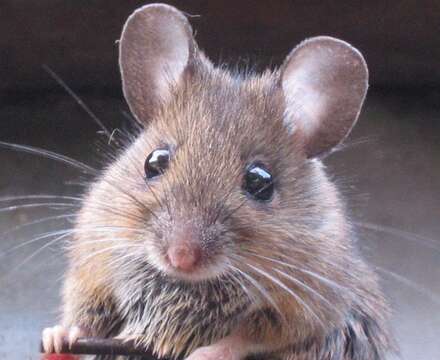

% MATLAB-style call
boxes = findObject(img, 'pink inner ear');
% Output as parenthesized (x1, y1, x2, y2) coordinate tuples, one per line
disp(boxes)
(280, 36, 368, 158)
(282, 62, 329, 137)
(148, 18, 191, 103)
(119, 4, 195, 122)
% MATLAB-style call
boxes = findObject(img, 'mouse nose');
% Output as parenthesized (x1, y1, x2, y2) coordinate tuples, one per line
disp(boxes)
(166, 224, 202, 272)
(167, 243, 201, 272)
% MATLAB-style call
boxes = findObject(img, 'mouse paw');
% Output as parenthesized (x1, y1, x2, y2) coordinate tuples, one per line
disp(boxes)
(185, 344, 242, 360)
(42, 325, 85, 353)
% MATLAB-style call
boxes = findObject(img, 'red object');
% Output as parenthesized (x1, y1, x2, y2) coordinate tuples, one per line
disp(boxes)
(41, 354, 79, 360)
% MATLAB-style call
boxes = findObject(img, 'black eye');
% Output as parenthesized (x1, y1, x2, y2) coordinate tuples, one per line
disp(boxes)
(243, 162, 274, 201)
(145, 148, 170, 179)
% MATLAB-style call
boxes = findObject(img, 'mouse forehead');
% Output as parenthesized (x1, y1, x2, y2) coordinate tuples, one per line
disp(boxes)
(153, 71, 287, 165)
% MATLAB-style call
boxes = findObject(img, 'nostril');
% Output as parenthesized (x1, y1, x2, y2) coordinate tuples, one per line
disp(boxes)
(167, 243, 201, 272)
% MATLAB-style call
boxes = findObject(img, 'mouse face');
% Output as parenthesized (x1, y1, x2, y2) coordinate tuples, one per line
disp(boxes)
(73, 5, 368, 297)
(78, 72, 292, 281)
(132, 76, 290, 281)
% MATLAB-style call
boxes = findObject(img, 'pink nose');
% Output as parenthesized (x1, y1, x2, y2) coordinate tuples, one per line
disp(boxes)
(167, 243, 201, 272)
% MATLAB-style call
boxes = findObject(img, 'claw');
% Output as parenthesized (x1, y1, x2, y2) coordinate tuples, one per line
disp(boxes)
(42, 327, 54, 353)
(53, 325, 67, 353)
(68, 326, 83, 349)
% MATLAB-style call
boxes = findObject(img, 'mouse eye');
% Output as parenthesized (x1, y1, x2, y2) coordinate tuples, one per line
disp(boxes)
(145, 148, 170, 179)
(243, 162, 274, 201)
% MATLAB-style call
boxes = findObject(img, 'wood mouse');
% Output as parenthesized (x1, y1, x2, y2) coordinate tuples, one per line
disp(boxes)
(41, 3, 393, 359)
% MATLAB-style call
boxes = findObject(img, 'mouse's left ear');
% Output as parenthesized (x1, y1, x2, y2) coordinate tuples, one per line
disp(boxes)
(119, 4, 198, 123)
(280, 36, 368, 158)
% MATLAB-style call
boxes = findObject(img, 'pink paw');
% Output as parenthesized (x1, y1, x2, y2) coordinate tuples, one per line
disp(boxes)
(41, 325, 84, 354)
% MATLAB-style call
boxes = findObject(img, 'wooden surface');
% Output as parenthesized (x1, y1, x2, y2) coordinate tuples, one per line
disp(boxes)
(40, 337, 158, 359)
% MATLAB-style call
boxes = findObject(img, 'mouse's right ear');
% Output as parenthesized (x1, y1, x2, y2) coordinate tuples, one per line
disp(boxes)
(119, 4, 197, 123)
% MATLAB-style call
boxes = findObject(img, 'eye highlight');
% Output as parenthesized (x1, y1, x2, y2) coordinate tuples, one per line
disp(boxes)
(144, 148, 170, 179)
(243, 162, 274, 201)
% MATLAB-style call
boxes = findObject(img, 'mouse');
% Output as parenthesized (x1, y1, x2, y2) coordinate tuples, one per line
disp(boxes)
(41, 3, 394, 359)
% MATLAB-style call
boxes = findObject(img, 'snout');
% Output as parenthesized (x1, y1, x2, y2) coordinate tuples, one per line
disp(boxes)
(157, 218, 229, 281)
(166, 222, 204, 273)
(167, 242, 202, 272)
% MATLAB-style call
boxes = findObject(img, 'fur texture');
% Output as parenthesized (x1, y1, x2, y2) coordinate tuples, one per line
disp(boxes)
(62, 59, 392, 359)
(58, 4, 393, 360)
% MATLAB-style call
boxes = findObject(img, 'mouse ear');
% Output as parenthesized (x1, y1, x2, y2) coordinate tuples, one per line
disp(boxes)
(280, 36, 368, 158)
(119, 4, 196, 123)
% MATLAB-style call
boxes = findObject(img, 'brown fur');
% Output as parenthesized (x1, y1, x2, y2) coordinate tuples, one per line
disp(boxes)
(61, 57, 392, 359)
(60, 4, 393, 360)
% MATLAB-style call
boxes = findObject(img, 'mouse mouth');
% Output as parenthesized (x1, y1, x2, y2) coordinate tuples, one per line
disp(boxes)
(145, 245, 229, 283)
(160, 263, 227, 282)
(165, 252, 229, 282)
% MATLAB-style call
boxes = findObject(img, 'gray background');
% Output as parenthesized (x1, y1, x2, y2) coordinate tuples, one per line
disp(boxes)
(1, 1, 439, 359)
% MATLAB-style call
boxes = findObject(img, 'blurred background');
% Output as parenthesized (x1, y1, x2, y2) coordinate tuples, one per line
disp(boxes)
(1, 1, 439, 359)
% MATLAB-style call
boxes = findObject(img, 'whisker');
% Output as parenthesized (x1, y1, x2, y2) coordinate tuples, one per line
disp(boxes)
(2, 232, 70, 278)
(375, 266, 440, 306)
(243, 261, 325, 329)
(250, 253, 351, 294)
(227, 264, 259, 305)
(0, 141, 97, 174)
(109, 252, 151, 274)
(1, 229, 77, 256)
(0, 188, 156, 233)
(42, 64, 112, 138)
(99, 177, 160, 221)
(331, 135, 377, 155)
(238, 241, 349, 277)
(2, 226, 146, 257)
(65, 177, 161, 223)
(272, 267, 344, 318)
(229, 260, 284, 321)
(1, 213, 76, 237)
(0, 202, 79, 213)
(0, 195, 82, 202)
(42, 188, 151, 225)
(354, 221, 440, 253)
(61, 225, 146, 235)
(76, 244, 143, 267)
(65, 238, 137, 248)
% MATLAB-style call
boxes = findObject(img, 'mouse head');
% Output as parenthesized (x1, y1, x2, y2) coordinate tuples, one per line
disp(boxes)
(78, 4, 368, 289)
